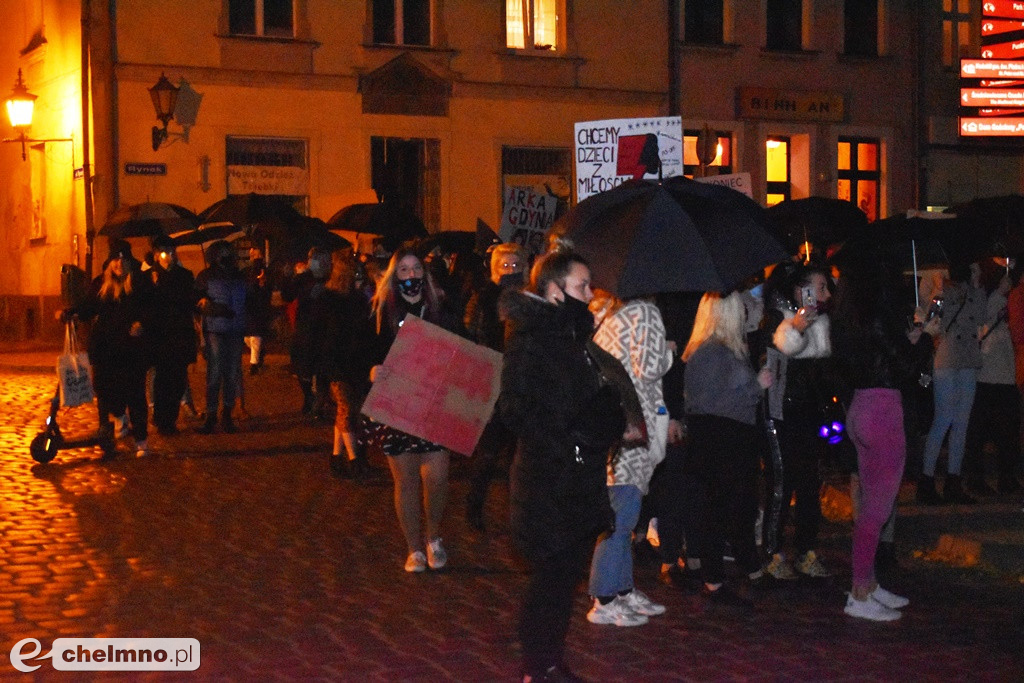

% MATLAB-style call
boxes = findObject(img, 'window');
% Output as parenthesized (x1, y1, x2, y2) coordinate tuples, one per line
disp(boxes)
(371, 136, 441, 232)
(506, 0, 561, 51)
(941, 0, 970, 67)
(844, 0, 877, 56)
(765, 136, 790, 206)
(373, 0, 431, 46)
(766, 0, 802, 51)
(225, 136, 309, 211)
(684, 0, 724, 45)
(229, 0, 294, 38)
(683, 129, 732, 177)
(837, 137, 879, 222)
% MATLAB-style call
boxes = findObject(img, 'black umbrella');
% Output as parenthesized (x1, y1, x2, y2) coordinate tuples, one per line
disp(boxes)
(766, 197, 868, 256)
(948, 195, 1024, 259)
(169, 222, 243, 247)
(99, 202, 200, 238)
(197, 192, 304, 230)
(417, 230, 478, 256)
(326, 202, 428, 251)
(552, 177, 787, 297)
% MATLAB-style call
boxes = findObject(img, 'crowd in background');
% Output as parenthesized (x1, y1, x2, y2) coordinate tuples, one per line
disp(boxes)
(65, 227, 1024, 683)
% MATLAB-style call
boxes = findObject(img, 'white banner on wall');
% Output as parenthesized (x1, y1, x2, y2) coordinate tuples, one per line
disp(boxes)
(695, 172, 753, 198)
(227, 166, 309, 195)
(574, 116, 683, 202)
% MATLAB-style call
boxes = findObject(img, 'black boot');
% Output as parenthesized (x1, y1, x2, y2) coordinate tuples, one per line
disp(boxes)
(221, 411, 237, 434)
(197, 418, 217, 435)
(964, 476, 996, 496)
(943, 475, 976, 504)
(916, 475, 943, 505)
(329, 454, 352, 478)
(997, 474, 1022, 494)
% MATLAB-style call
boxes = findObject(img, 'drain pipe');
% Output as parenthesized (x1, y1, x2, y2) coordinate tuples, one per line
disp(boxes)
(668, 0, 680, 115)
(81, 0, 96, 280)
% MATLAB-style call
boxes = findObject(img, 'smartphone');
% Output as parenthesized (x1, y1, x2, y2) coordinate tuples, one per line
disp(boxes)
(801, 285, 816, 310)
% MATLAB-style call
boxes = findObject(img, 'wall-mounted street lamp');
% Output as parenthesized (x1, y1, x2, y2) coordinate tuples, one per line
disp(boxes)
(3, 69, 72, 160)
(149, 73, 180, 151)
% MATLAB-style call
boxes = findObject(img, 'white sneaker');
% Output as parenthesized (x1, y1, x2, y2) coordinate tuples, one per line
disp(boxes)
(586, 598, 648, 626)
(135, 440, 149, 458)
(870, 585, 909, 610)
(844, 594, 901, 622)
(404, 551, 427, 573)
(426, 537, 447, 570)
(618, 589, 666, 616)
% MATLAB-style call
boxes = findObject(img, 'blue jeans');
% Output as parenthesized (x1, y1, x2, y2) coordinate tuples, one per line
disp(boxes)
(205, 333, 243, 418)
(588, 484, 642, 598)
(923, 367, 978, 476)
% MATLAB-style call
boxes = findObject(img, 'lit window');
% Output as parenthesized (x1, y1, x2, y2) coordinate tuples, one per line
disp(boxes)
(941, 0, 971, 67)
(373, 0, 432, 46)
(507, 0, 561, 51)
(837, 137, 879, 222)
(683, 129, 732, 178)
(766, 136, 790, 206)
(229, 0, 294, 38)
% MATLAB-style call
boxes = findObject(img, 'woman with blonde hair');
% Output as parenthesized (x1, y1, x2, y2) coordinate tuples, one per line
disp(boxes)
(682, 292, 772, 608)
(364, 246, 459, 572)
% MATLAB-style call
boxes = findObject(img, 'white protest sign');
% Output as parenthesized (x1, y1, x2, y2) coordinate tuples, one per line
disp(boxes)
(499, 185, 559, 255)
(695, 172, 753, 198)
(574, 117, 683, 202)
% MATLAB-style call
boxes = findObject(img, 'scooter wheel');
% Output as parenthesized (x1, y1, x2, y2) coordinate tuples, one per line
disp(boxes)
(30, 432, 59, 463)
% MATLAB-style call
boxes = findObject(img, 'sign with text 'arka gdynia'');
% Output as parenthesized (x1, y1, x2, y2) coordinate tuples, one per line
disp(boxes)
(960, 3, 1024, 136)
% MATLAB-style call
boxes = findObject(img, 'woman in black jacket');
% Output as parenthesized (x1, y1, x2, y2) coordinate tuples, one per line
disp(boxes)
(499, 250, 626, 683)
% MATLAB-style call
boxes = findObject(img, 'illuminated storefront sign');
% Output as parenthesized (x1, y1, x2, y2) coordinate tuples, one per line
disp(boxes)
(959, 117, 1024, 136)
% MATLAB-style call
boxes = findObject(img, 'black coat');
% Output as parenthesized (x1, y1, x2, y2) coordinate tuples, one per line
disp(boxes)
(148, 263, 197, 366)
(313, 288, 375, 388)
(498, 290, 624, 562)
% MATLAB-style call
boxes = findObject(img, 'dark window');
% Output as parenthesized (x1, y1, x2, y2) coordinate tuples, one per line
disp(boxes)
(501, 147, 571, 176)
(371, 136, 441, 231)
(228, 0, 293, 37)
(229, 0, 257, 35)
(373, 0, 431, 46)
(844, 1, 877, 56)
(766, 0, 802, 51)
(264, 0, 294, 38)
(684, 0, 724, 45)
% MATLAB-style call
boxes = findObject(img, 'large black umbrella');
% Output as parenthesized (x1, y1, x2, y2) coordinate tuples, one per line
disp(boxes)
(948, 195, 1024, 259)
(417, 230, 478, 256)
(99, 202, 200, 238)
(169, 223, 243, 247)
(767, 197, 868, 256)
(552, 177, 787, 297)
(326, 202, 428, 251)
(197, 192, 304, 229)
(832, 212, 963, 278)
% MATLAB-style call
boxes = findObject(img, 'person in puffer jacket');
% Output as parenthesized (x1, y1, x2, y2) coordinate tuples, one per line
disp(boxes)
(194, 240, 247, 434)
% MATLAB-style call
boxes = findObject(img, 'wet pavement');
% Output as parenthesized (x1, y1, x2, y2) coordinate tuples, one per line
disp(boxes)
(0, 351, 1022, 681)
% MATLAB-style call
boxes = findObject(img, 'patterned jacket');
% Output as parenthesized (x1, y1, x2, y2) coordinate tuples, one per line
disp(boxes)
(593, 300, 675, 493)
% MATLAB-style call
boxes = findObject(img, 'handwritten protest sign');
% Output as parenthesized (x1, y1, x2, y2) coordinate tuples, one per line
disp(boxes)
(574, 117, 683, 201)
(696, 172, 753, 198)
(499, 185, 560, 255)
(362, 315, 503, 456)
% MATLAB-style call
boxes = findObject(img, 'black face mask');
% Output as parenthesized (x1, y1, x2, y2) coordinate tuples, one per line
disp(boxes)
(398, 277, 424, 298)
(556, 290, 595, 339)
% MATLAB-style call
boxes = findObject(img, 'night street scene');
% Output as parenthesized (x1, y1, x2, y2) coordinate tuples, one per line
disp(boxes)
(2, 2, 1024, 681)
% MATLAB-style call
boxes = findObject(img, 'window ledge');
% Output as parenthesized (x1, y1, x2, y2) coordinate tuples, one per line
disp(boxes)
(497, 49, 584, 64)
(29, 237, 46, 247)
(679, 42, 741, 55)
(215, 33, 320, 47)
(760, 48, 821, 60)
(837, 53, 891, 64)
(363, 43, 457, 56)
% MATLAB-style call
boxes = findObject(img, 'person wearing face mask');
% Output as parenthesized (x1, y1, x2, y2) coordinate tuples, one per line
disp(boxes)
(363, 246, 464, 574)
(463, 242, 527, 531)
(761, 262, 836, 581)
(147, 235, 197, 436)
(282, 248, 333, 418)
(194, 240, 247, 434)
(499, 250, 631, 683)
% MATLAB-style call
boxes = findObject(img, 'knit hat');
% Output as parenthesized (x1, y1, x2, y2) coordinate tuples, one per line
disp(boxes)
(107, 238, 133, 262)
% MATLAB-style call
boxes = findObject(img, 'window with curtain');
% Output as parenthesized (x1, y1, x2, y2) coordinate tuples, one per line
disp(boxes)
(228, 0, 294, 38)
(373, 0, 432, 46)
(506, 0, 561, 51)
(837, 137, 880, 222)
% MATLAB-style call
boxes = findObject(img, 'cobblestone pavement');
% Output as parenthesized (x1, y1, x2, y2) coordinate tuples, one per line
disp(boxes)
(0, 356, 1022, 681)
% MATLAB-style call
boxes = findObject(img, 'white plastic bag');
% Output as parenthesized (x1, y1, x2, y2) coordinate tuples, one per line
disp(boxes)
(57, 322, 94, 408)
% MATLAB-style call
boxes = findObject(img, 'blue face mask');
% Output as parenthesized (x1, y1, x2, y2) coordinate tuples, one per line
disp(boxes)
(749, 283, 764, 298)
(398, 277, 424, 297)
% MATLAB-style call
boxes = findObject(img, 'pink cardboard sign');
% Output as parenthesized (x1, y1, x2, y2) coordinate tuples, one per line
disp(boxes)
(361, 315, 503, 456)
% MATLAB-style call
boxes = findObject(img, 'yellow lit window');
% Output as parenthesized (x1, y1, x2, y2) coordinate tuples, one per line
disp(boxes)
(507, 0, 559, 51)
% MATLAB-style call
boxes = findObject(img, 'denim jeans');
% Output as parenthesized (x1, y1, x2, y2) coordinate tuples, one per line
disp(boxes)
(205, 332, 243, 418)
(588, 484, 642, 598)
(922, 367, 978, 476)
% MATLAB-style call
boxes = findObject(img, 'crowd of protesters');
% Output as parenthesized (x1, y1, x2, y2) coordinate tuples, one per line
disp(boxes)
(65, 223, 1024, 683)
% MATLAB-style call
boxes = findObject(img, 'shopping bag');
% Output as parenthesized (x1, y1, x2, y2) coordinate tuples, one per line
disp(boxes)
(57, 322, 94, 408)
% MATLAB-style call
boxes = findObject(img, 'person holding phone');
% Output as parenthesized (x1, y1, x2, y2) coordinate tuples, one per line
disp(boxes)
(761, 262, 836, 580)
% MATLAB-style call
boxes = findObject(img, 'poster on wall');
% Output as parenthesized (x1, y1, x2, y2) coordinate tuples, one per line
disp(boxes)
(227, 165, 309, 195)
(574, 117, 683, 202)
(499, 183, 562, 255)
